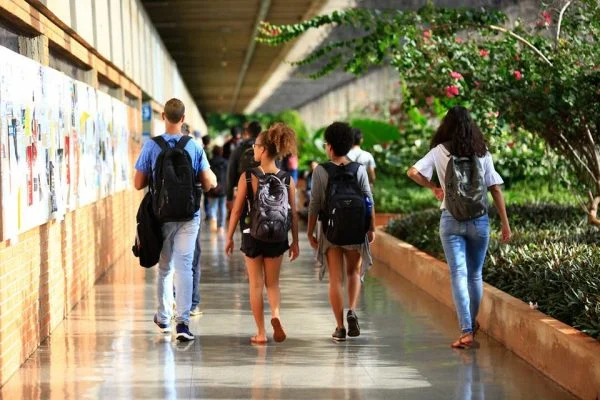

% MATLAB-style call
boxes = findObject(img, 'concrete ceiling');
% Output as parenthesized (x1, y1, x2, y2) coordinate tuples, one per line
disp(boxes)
(140, 0, 323, 113)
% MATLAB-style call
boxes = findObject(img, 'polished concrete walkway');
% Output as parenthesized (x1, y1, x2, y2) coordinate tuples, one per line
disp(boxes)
(1, 227, 575, 399)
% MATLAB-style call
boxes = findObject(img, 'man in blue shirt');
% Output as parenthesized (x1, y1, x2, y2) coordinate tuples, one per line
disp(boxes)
(134, 98, 216, 341)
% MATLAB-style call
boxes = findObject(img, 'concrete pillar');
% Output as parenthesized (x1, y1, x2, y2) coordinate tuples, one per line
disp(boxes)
(18, 35, 50, 66)
(84, 68, 99, 89)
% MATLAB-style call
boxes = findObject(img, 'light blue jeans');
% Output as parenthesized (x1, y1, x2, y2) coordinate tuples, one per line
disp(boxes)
(439, 211, 490, 334)
(157, 216, 200, 325)
(207, 196, 227, 228)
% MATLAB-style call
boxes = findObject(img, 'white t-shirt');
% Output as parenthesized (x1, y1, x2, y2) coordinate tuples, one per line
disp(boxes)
(347, 147, 376, 169)
(413, 144, 504, 209)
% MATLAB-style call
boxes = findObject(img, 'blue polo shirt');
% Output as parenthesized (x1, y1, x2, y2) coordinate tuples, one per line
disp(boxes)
(135, 134, 210, 217)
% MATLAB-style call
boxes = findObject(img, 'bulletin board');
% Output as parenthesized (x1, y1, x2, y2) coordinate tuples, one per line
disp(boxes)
(0, 46, 131, 241)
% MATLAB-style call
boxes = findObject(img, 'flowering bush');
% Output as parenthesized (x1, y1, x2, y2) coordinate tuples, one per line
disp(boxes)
(258, 1, 600, 224)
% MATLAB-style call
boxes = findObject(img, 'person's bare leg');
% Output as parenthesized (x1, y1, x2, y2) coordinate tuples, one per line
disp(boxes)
(326, 247, 345, 329)
(264, 256, 283, 319)
(264, 256, 286, 342)
(245, 256, 267, 341)
(344, 250, 362, 310)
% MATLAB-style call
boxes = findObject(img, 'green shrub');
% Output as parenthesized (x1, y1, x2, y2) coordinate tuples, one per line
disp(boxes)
(373, 180, 439, 214)
(385, 205, 600, 340)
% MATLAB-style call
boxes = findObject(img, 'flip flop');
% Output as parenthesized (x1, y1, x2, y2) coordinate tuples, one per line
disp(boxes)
(451, 333, 474, 349)
(251, 336, 268, 345)
(271, 318, 287, 343)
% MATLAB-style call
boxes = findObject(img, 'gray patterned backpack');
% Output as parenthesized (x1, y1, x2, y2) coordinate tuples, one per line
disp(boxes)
(444, 146, 488, 221)
(245, 168, 291, 242)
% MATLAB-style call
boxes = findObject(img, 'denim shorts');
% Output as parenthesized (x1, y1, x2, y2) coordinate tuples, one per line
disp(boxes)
(241, 233, 289, 259)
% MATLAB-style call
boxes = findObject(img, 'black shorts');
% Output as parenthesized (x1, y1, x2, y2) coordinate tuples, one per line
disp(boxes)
(241, 233, 289, 259)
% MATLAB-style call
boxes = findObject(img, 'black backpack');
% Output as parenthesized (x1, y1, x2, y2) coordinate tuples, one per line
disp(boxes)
(444, 148, 488, 221)
(321, 162, 368, 245)
(246, 168, 291, 243)
(150, 135, 200, 222)
(206, 157, 228, 197)
(132, 192, 163, 268)
(238, 139, 260, 175)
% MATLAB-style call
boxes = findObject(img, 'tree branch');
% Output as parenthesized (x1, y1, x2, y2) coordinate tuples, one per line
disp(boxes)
(556, 1, 573, 49)
(488, 25, 554, 66)
(557, 133, 596, 179)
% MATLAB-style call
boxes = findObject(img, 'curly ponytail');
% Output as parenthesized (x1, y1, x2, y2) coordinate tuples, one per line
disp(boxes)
(259, 122, 297, 159)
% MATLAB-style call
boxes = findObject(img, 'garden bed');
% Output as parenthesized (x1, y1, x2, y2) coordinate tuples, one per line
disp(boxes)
(385, 204, 600, 341)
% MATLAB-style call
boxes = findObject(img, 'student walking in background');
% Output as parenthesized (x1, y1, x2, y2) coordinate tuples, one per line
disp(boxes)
(225, 123, 300, 344)
(348, 128, 376, 186)
(408, 105, 511, 349)
(134, 98, 217, 341)
(206, 146, 228, 233)
(307, 122, 375, 342)
(226, 121, 262, 211)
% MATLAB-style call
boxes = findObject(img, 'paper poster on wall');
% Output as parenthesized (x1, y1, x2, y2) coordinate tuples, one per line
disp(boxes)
(0, 45, 132, 241)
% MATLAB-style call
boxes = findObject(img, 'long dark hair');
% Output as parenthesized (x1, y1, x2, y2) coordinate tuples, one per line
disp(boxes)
(430, 106, 487, 157)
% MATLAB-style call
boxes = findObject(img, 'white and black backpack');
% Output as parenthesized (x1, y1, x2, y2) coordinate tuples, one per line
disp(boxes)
(245, 168, 291, 243)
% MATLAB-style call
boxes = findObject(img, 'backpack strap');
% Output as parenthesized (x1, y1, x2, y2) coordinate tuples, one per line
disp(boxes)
(275, 170, 291, 187)
(175, 135, 192, 150)
(152, 136, 168, 151)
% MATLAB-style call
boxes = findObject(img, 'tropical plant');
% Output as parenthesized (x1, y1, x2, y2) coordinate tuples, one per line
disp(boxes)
(258, 0, 600, 224)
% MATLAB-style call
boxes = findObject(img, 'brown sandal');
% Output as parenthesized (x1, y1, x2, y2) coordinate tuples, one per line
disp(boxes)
(451, 333, 474, 349)
(271, 318, 287, 343)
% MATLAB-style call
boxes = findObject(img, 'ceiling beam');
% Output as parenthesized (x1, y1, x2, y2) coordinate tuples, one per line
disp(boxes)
(230, 0, 272, 112)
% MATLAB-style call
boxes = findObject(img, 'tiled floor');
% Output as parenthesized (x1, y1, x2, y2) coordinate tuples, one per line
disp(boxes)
(0, 227, 575, 399)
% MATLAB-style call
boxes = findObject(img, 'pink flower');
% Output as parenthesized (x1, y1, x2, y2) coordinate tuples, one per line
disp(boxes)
(514, 70, 523, 80)
(450, 71, 463, 80)
(423, 30, 432, 39)
(542, 11, 552, 25)
(270, 28, 281, 36)
(479, 49, 490, 57)
(455, 37, 463, 44)
(445, 86, 460, 98)
(425, 96, 434, 106)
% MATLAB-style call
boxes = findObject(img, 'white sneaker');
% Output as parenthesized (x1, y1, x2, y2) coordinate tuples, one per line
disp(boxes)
(190, 306, 203, 316)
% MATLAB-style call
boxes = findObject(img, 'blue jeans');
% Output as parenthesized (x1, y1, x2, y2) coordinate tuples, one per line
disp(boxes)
(207, 196, 227, 228)
(191, 225, 202, 309)
(439, 211, 490, 334)
(157, 216, 200, 325)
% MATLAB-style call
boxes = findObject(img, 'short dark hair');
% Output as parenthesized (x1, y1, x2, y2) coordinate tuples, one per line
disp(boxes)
(351, 127, 363, 146)
(247, 121, 262, 138)
(202, 135, 211, 147)
(212, 145, 223, 158)
(324, 122, 354, 157)
(230, 126, 243, 138)
(164, 98, 185, 124)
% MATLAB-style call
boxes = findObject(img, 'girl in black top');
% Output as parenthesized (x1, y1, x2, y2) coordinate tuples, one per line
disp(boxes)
(226, 123, 300, 344)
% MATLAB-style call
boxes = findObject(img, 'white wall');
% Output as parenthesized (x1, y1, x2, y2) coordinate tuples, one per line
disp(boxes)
(40, 0, 206, 133)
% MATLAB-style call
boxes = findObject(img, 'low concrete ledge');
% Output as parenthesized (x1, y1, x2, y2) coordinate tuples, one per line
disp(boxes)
(372, 229, 600, 400)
